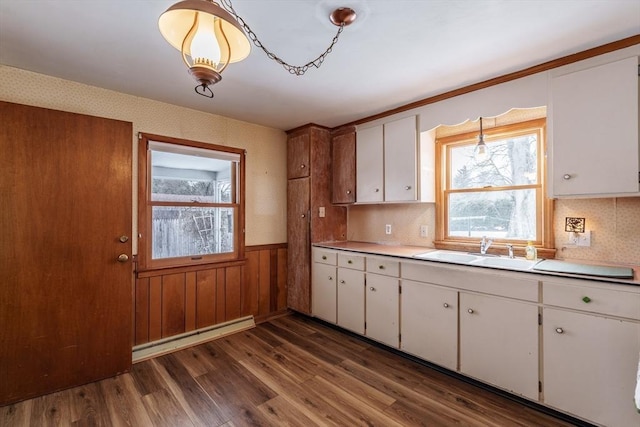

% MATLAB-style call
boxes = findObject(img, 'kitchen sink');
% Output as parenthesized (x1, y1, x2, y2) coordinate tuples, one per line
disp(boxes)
(413, 251, 479, 264)
(469, 256, 538, 270)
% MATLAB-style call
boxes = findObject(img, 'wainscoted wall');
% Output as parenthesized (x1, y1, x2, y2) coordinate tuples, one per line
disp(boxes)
(133, 244, 287, 346)
(347, 198, 640, 266)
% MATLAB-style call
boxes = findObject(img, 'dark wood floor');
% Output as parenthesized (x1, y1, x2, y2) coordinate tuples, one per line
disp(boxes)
(1, 313, 577, 426)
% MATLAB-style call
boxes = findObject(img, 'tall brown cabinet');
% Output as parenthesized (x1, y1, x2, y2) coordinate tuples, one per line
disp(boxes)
(287, 125, 347, 313)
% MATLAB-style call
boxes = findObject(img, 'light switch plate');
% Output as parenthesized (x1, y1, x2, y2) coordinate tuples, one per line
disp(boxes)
(385, 224, 392, 235)
(319, 206, 325, 218)
(420, 225, 428, 237)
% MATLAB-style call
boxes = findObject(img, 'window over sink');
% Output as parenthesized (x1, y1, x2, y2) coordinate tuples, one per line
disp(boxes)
(434, 115, 554, 256)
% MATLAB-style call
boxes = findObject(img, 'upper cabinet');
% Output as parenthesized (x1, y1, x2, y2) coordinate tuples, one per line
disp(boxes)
(549, 55, 639, 198)
(356, 115, 434, 203)
(287, 132, 310, 180)
(331, 129, 356, 204)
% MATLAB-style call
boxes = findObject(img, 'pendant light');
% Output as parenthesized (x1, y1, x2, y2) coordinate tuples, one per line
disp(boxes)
(159, 0, 356, 98)
(475, 117, 489, 161)
(159, 0, 251, 98)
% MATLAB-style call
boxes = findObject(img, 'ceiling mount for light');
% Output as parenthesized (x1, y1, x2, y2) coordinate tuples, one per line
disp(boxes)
(159, 0, 356, 98)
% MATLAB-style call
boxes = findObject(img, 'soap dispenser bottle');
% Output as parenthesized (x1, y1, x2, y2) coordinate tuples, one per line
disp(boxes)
(525, 241, 537, 260)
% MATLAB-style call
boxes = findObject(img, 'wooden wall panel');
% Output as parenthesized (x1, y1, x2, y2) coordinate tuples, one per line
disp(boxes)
(185, 272, 196, 333)
(133, 244, 287, 346)
(196, 269, 216, 329)
(149, 277, 162, 342)
(134, 278, 150, 345)
(161, 274, 185, 338)
(258, 250, 271, 316)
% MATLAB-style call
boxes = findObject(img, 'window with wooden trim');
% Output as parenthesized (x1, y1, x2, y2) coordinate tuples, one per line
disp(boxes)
(435, 118, 554, 256)
(138, 133, 245, 271)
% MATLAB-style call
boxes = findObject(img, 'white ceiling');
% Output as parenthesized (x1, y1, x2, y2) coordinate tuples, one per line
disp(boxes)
(1, 1, 638, 131)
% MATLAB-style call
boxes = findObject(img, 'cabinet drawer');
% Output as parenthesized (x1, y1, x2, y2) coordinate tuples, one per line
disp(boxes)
(338, 253, 365, 270)
(543, 280, 640, 320)
(313, 248, 337, 265)
(366, 256, 400, 277)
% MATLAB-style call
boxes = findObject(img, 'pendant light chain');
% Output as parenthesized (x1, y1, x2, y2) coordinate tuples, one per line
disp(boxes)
(220, 0, 346, 76)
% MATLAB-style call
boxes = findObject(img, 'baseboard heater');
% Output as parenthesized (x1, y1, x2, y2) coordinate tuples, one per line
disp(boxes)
(132, 315, 256, 363)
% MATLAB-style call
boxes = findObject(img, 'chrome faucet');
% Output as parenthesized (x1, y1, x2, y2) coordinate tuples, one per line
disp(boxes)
(506, 244, 514, 259)
(480, 236, 493, 255)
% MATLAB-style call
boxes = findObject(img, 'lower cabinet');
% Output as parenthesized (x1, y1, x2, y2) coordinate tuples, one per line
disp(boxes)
(337, 267, 365, 334)
(459, 292, 539, 400)
(365, 273, 399, 347)
(401, 280, 457, 370)
(311, 262, 337, 323)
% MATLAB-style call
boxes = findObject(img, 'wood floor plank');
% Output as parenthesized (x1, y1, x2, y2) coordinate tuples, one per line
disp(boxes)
(28, 388, 73, 427)
(67, 382, 111, 425)
(98, 374, 154, 427)
(256, 395, 318, 426)
(1, 399, 32, 427)
(140, 388, 195, 427)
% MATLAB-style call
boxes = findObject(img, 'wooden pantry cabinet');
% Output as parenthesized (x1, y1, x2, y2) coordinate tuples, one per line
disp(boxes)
(286, 125, 346, 314)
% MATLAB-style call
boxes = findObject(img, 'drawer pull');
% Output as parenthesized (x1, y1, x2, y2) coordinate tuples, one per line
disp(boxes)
(555, 327, 564, 334)
(328, 276, 333, 280)
(340, 280, 345, 284)
(346, 190, 352, 194)
(347, 260, 353, 264)
(443, 303, 449, 308)
(300, 164, 306, 169)
(563, 174, 571, 180)
(378, 265, 385, 270)
(322, 255, 327, 260)
(369, 287, 376, 292)
(467, 308, 474, 314)
(405, 185, 412, 190)
(582, 296, 592, 303)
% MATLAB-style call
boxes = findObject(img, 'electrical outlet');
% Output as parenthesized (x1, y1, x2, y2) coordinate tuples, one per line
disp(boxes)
(385, 224, 392, 235)
(576, 230, 592, 247)
(420, 225, 428, 238)
(319, 206, 325, 218)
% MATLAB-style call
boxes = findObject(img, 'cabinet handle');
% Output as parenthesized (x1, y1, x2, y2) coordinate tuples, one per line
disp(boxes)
(374, 188, 380, 193)
(301, 214, 306, 218)
(443, 303, 449, 308)
(117, 254, 129, 262)
(347, 260, 352, 264)
(369, 287, 376, 291)
(467, 308, 474, 314)
(300, 164, 306, 169)
(555, 327, 564, 334)
(322, 255, 327, 260)
(405, 185, 412, 190)
(340, 280, 345, 284)
(346, 190, 351, 194)
(582, 296, 591, 303)
(378, 265, 385, 270)
(119, 235, 129, 243)
(328, 276, 333, 280)
(563, 174, 571, 180)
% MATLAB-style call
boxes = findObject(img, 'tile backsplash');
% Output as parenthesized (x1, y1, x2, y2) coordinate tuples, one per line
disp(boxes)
(347, 197, 640, 266)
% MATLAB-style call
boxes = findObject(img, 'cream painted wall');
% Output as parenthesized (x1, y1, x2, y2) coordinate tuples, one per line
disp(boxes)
(0, 65, 287, 250)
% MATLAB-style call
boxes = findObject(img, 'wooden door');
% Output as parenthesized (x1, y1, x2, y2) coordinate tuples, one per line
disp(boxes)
(331, 131, 356, 204)
(286, 177, 310, 313)
(287, 133, 310, 180)
(0, 102, 133, 404)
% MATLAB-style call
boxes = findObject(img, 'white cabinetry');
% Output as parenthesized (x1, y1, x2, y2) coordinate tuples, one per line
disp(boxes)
(542, 278, 640, 427)
(356, 116, 433, 203)
(401, 280, 457, 370)
(336, 253, 365, 334)
(459, 292, 539, 400)
(365, 256, 400, 347)
(550, 55, 639, 197)
(311, 248, 338, 323)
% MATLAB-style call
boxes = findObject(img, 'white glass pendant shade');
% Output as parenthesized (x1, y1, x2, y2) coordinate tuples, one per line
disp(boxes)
(159, 0, 250, 71)
(475, 136, 488, 161)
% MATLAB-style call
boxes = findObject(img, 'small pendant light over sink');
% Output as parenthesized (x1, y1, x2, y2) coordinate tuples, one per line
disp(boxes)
(475, 117, 489, 161)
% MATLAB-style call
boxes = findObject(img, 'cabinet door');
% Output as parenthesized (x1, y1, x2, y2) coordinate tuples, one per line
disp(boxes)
(366, 274, 399, 347)
(401, 280, 458, 370)
(384, 116, 417, 202)
(311, 263, 337, 323)
(287, 133, 310, 179)
(337, 268, 365, 334)
(551, 56, 639, 197)
(356, 125, 384, 202)
(332, 131, 356, 204)
(543, 308, 640, 427)
(459, 293, 539, 400)
(287, 178, 311, 313)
